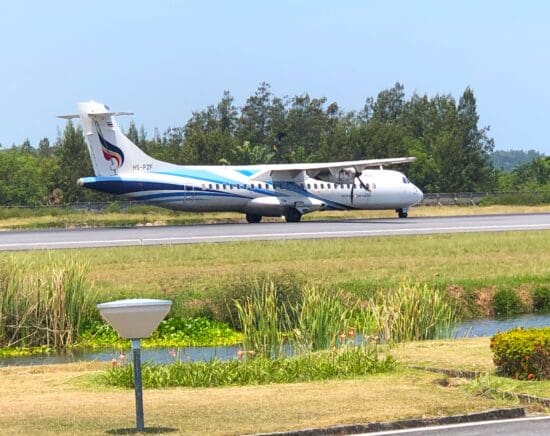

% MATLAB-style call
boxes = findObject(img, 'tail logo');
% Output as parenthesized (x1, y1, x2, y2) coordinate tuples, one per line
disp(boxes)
(95, 121, 125, 169)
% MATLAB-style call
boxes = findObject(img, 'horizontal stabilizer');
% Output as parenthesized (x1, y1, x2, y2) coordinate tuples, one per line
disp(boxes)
(57, 111, 134, 120)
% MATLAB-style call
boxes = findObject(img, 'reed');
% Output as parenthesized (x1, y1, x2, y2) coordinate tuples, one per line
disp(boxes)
(0, 257, 96, 348)
(290, 285, 354, 352)
(370, 281, 460, 343)
(234, 281, 289, 358)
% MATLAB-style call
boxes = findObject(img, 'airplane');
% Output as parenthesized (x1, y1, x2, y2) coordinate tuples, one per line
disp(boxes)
(58, 101, 423, 223)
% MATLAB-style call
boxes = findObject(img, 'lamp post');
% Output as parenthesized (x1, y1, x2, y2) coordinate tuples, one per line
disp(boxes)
(97, 298, 172, 432)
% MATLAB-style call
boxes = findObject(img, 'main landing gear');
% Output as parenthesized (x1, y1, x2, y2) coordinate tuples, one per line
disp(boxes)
(284, 208, 303, 223)
(245, 213, 262, 223)
(396, 208, 408, 219)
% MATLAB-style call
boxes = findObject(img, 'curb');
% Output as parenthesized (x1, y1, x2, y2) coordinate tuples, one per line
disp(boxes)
(407, 365, 485, 379)
(252, 408, 525, 436)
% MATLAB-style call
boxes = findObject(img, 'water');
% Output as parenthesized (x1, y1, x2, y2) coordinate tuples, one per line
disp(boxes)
(1, 313, 548, 367)
(0, 344, 241, 367)
(452, 312, 549, 338)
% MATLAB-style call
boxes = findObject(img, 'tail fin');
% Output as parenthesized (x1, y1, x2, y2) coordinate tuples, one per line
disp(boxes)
(58, 101, 153, 176)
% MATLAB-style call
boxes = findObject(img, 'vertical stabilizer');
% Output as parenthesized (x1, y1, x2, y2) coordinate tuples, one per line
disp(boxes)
(60, 101, 154, 177)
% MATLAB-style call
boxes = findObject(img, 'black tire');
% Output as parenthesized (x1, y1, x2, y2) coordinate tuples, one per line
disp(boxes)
(284, 208, 302, 223)
(245, 213, 262, 223)
(397, 209, 408, 219)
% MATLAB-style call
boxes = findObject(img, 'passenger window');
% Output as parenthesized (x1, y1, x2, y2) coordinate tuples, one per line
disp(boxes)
(208, 184, 212, 189)
(230, 184, 234, 189)
(320, 183, 324, 189)
(216, 184, 220, 190)
(307, 183, 311, 189)
(314, 184, 318, 189)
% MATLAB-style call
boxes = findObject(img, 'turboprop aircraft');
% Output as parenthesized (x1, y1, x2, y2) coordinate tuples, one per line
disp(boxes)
(58, 101, 423, 223)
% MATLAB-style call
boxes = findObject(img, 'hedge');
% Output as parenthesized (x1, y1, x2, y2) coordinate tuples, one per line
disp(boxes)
(490, 327, 549, 380)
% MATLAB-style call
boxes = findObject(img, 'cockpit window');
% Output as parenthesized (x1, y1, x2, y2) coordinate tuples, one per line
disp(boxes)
(402, 176, 410, 184)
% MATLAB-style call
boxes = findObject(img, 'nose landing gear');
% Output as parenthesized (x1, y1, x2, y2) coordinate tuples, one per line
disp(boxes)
(396, 208, 408, 218)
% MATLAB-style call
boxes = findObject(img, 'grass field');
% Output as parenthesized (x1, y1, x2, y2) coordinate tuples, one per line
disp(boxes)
(0, 337, 544, 435)
(3, 230, 549, 319)
(0, 204, 549, 230)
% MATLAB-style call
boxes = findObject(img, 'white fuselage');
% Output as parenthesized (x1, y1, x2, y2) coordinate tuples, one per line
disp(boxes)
(80, 165, 423, 216)
(65, 100, 423, 222)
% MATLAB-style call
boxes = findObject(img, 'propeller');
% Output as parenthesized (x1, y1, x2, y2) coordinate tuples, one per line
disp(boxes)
(350, 169, 370, 204)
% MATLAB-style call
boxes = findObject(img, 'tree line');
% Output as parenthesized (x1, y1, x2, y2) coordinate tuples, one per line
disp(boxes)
(0, 83, 548, 206)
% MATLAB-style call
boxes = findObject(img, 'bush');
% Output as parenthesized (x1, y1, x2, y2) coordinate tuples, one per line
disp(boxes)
(492, 288, 524, 317)
(532, 287, 550, 312)
(490, 327, 550, 380)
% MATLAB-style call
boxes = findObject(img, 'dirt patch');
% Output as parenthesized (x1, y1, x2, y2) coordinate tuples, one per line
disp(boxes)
(474, 287, 497, 316)
(517, 285, 534, 311)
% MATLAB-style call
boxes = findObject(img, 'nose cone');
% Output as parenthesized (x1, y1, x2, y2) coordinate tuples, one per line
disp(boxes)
(412, 185, 423, 205)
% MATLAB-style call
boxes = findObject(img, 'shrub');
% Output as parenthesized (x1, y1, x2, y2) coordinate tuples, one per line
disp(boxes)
(490, 327, 550, 380)
(532, 287, 550, 312)
(492, 288, 525, 317)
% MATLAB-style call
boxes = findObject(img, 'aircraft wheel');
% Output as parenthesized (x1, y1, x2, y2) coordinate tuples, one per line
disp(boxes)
(245, 213, 262, 223)
(284, 208, 302, 223)
(397, 209, 408, 218)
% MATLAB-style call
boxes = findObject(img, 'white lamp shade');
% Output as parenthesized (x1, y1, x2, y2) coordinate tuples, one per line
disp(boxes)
(97, 299, 172, 339)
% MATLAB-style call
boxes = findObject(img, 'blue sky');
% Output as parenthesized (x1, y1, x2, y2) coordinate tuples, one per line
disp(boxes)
(1, 1, 549, 153)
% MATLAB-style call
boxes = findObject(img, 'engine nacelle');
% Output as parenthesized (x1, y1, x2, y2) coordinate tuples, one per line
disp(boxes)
(316, 167, 356, 184)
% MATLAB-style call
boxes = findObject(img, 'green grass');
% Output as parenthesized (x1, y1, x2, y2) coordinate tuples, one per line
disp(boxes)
(102, 344, 395, 388)
(469, 374, 550, 399)
(3, 230, 549, 319)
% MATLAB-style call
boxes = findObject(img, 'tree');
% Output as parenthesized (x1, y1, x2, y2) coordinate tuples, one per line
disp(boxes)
(54, 121, 95, 202)
(38, 137, 52, 157)
(126, 121, 139, 144)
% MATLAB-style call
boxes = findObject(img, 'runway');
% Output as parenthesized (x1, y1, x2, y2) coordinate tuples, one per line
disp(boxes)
(0, 213, 549, 251)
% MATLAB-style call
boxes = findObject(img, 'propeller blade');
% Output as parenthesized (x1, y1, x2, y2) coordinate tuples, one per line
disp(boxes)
(350, 181, 354, 204)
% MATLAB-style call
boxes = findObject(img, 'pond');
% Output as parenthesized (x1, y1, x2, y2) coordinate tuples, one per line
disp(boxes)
(1, 313, 548, 367)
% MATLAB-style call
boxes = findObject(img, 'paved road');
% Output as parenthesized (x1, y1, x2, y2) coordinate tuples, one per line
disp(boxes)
(364, 416, 550, 435)
(0, 213, 548, 251)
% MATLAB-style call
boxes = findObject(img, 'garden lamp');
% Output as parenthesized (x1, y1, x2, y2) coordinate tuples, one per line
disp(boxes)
(97, 298, 172, 432)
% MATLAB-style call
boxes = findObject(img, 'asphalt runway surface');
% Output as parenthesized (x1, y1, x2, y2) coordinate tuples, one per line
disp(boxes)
(0, 213, 549, 251)
(364, 416, 550, 435)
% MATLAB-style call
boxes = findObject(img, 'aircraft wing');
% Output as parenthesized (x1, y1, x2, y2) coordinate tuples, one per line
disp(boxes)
(249, 157, 416, 180)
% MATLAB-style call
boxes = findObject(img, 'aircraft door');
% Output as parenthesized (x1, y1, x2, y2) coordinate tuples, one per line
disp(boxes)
(184, 183, 195, 203)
